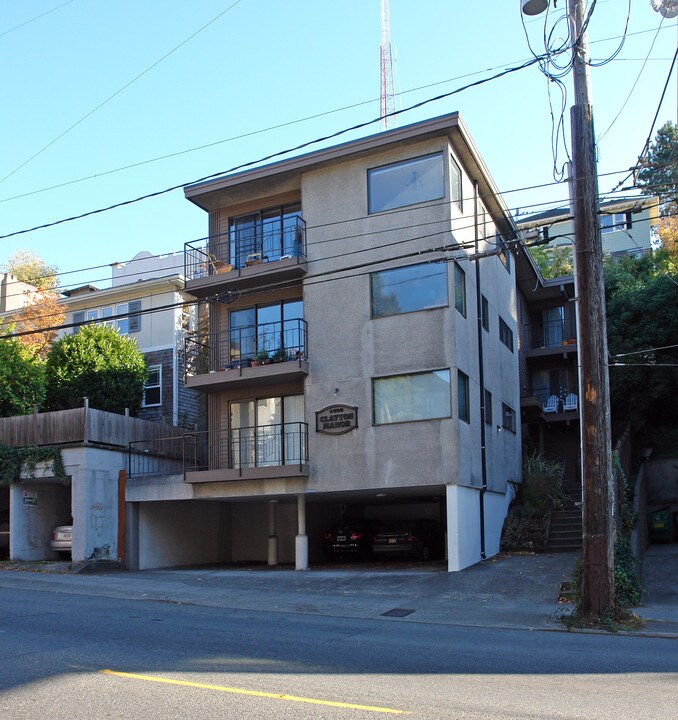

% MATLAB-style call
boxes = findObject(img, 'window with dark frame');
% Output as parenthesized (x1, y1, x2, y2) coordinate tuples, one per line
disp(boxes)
(450, 156, 463, 211)
(370, 262, 448, 318)
(484, 389, 492, 425)
(454, 263, 466, 317)
(373, 369, 451, 425)
(502, 402, 516, 433)
(143, 365, 162, 407)
(457, 370, 470, 423)
(481, 295, 489, 332)
(499, 316, 514, 352)
(368, 153, 445, 214)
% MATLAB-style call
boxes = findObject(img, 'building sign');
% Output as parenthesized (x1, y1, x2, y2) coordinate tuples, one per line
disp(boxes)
(22, 490, 38, 507)
(315, 405, 358, 435)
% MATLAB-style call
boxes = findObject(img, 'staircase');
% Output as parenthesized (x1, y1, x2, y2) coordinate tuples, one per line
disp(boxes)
(547, 471, 583, 552)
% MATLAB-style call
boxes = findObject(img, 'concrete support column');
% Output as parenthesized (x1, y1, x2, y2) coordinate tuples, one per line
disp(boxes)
(295, 494, 308, 571)
(267, 500, 278, 567)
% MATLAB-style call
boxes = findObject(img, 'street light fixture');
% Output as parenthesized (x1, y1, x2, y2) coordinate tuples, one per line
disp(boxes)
(521, 0, 549, 16)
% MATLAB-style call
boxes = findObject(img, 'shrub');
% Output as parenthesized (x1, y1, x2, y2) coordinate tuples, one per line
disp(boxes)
(0, 337, 45, 416)
(44, 325, 147, 414)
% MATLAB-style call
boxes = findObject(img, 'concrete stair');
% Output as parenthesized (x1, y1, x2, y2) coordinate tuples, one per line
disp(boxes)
(547, 509, 583, 552)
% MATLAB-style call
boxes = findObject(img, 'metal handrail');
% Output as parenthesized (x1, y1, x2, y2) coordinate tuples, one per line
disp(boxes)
(184, 422, 309, 472)
(184, 215, 306, 280)
(184, 319, 307, 378)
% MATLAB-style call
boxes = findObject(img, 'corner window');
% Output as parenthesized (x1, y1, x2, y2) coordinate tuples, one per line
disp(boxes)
(481, 295, 489, 332)
(499, 317, 514, 352)
(450, 156, 463, 211)
(371, 262, 447, 318)
(457, 371, 470, 423)
(143, 365, 162, 407)
(502, 403, 516, 433)
(368, 153, 444, 214)
(454, 264, 466, 317)
(373, 369, 451, 425)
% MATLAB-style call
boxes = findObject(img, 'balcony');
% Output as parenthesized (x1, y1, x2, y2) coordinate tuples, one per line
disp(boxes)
(521, 387, 580, 421)
(184, 423, 310, 483)
(184, 215, 307, 297)
(523, 319, 577, 357)
(184, 319, 308, 391)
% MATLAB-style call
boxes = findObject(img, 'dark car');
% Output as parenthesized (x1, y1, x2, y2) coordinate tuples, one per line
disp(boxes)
(371, 519, 443, 561)
(323, 520, 380, 559)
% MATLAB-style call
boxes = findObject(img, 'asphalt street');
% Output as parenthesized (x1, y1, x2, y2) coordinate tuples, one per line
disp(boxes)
(0, 575, 676, 720)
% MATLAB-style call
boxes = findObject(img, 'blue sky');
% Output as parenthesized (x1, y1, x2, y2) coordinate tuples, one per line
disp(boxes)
(0, 0, 675, 291)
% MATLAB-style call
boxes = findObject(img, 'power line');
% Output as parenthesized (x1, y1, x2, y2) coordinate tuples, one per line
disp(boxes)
(0, 0, 75, 39)
(0, 51, 568, 243)
(0, 0, 246, 187)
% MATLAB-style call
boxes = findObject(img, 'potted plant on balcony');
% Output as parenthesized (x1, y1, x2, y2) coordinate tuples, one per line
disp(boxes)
(271, 347, 290, 363)
(251, 349, 270, 367)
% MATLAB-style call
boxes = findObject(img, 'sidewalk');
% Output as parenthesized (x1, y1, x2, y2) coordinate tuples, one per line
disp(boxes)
(0, 550, 676, 637)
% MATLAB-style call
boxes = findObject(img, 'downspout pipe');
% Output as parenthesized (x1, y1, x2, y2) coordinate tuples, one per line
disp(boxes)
(474, 181, 488, 560)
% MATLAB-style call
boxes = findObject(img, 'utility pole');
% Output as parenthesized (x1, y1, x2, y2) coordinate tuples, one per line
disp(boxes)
(523, 0, 615, 616)
(568, 0, 615, 616)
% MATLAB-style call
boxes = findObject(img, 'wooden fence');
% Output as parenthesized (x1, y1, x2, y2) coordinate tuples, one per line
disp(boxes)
(0, 401, 185, 449)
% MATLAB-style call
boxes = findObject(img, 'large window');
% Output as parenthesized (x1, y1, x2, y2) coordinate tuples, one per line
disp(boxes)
(230, 394, 305, 468)
(229, 204, 303, 269)
(454, 263, 466, 317)
(368, 153, 444, 214)
(457, 370, 470, 423)
(370, 262, 447, 318)
(499, 316, 514, 352)
(230, 299, 304, 363)
(143, 365, 162, 407)
(373, 369, 451, 425)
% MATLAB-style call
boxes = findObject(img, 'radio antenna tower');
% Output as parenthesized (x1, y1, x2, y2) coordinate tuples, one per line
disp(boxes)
(380, 0, 396, 130)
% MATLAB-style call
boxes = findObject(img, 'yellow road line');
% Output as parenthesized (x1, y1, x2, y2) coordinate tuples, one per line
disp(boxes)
(101, 669, 410, 715)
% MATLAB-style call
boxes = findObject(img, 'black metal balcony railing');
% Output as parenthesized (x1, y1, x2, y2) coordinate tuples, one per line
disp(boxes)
(128, 436, 187, 478)
(185, 423, 309, 472)
(530, 387, 579, 413)
(184, 216, 307, 281)
(185, 319, 307, 377)
(525, 319, 577, 350)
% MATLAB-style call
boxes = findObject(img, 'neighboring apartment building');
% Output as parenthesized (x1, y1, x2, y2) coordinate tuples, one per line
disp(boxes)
(61, 250, 203, 428)
(516, 196, 659, 260)
(125, 113, 522, 572)
(514, 243, 583, 550)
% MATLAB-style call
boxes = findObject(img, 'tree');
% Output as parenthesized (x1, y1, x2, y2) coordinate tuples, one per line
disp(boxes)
(605, 254, 678, 439)
(637, 121, 678, 216)
(0, 337, 46, 417)
(44, 325, 147, 414)
(6, 290, 65, 360)
(1, 250, 59, 290)
(529, 245, 574, 279)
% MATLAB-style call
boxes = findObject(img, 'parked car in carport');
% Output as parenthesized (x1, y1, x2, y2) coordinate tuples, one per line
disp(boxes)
(50, 525, 72, 559)
(323, 519, 381, 559)
(371, 519, 443, 561)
